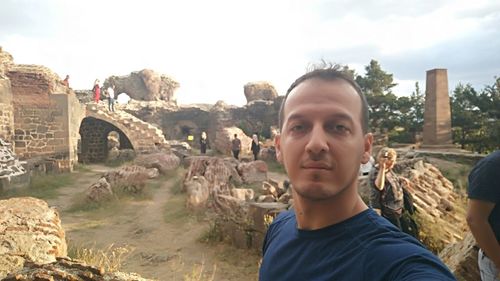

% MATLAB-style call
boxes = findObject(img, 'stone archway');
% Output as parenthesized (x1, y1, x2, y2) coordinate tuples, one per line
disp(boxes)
(78, 117, 133, 163)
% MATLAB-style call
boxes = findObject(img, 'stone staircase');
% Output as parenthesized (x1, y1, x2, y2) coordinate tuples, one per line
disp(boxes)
(86, 103, 168, 154)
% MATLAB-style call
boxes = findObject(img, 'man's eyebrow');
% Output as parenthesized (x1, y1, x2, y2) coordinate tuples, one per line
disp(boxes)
(285, 112, 354, 123)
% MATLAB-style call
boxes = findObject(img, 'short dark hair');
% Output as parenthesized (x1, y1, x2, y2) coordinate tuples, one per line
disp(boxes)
(278, 63, 369, 134)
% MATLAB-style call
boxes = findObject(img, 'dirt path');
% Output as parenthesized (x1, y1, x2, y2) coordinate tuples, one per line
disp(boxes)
(49, 165, 261, 281)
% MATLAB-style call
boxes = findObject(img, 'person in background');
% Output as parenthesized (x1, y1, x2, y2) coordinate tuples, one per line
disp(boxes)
(251, 133, 261, 160)
(107, 84, 115, 112)
(360, 154, 374, 176)
(62, 75, 70, 87)
(231, 134, 241, 160)
(259, 64, 455, 281)
(369, 147, 410, 230)
(467, 150, 500, 281)
(200, 131, 210, 154)
(93, 79, 101, 103)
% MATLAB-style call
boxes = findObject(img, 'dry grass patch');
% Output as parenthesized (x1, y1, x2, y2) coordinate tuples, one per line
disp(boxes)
(67, 243, 134, 272)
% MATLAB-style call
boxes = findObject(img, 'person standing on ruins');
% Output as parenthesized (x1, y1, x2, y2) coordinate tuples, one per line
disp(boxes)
(369, 147, 410, 230)
(231, 134, 241, 160)
(200, 131, 209, 154)
(467, 150, 500, 281)
(107, 84, 115, 112)
(251, 133, 261, 160)
(93, 79, 101, 103)
(259, 64, 456, 280)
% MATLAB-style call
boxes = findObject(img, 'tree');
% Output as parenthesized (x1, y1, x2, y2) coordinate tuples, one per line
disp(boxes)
(355, 60, 398, 130)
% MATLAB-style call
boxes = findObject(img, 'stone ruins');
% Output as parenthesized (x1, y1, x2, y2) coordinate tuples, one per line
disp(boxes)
(0, 46, 484, 280)
(422, 68, 454, 148)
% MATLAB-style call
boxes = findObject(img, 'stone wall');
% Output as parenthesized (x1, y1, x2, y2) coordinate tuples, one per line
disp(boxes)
(79, 117, 133, 163)
(0, 79, 14, 143)
(7, 65, 84, 167)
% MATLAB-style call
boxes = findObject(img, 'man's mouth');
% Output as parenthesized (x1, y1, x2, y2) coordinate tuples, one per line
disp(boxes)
(301, 162, 332, 170)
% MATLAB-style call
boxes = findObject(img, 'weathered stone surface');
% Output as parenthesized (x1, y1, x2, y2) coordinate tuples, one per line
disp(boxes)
(104, 69, 179, 102)
(423, 69, 453, 146)
(7, 64, 68, 106)
(439, 232, 479, 281)
(184, 156, 242, 191)
(134, 152, 180, 174)
(0, 139, 26, 184)
(103, 165, 153, 193)
(0, 197, 67, 278)
(230, 188, 255, 201)
(237, 160, 268, 183)
(243, 81, 278, 103)
(2, 257, 154, 281)
(185, 176, 210, 209)
(213, 127, 252, 156)
(86, 177, 113, 202)
(0, 47, 14, 78)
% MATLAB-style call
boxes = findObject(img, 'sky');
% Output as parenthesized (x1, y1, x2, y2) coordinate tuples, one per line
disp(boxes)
(1, 0, 499, 106)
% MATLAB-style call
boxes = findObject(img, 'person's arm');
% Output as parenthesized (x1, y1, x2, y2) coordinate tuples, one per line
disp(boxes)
(374, 164, 386, 191)
(467, 199, 500, 268)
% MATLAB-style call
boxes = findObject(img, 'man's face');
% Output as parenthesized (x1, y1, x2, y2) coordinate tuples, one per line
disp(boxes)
(276, 78, 372, 201)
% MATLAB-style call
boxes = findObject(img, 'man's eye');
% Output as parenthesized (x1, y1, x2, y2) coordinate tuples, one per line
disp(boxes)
(327, 124, 349, 133)
(291, 125, 305, 132)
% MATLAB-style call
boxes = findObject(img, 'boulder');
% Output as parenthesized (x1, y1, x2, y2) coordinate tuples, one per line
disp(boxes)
(134, 152, 180, 174)
(185, 176, 210, 209)
(237, 160, 268, 183)
(103, 165, 152, 193)
(0, 197, 67, 278)
(104, 69, 179, 102)
(243, 81, 278, 103)
(86, 177, 113, 202)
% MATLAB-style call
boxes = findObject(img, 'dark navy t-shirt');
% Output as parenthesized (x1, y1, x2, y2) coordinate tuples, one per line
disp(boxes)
(468, 150, 500, 242)
(259, 209, 456, 281)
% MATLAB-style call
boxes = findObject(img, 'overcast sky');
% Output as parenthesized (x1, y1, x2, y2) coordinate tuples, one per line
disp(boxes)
(1, 0, 499, 106)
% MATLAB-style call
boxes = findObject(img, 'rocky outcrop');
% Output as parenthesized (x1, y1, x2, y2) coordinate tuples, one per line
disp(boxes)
(2, 257, 155, 281)
(243, 82, 278, 103)
(185, 175, 210, 209)
(439, 232, 480, 281)
(86, 177, 113, 201)
(104, 69, 179, 102)
(0, 197, 67, 278)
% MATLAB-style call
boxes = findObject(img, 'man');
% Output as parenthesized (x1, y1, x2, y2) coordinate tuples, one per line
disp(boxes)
(107, 84, 115, 112)
(231, 134, 241, 160)
(259, 65, 456, 280)
(467, 150, 500, 281)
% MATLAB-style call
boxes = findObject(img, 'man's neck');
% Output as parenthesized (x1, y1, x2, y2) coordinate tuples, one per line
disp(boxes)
(292, 187, 368, 230)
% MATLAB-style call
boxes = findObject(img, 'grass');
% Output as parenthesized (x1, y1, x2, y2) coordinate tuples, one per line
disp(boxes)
(67, 243, 134, 272)
(0, 173, 75, 200)
(183, 261, 217, 281)
(265, 160, 286, 174)
(163, 192, 193, 223)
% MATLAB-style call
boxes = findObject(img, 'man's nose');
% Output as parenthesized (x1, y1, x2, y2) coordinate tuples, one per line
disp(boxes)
(305, 125, 329, 155)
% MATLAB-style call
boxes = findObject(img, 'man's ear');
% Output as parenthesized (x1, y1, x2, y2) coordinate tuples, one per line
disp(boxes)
(361, 133, 373, 164)
(275, 134, 283, 163)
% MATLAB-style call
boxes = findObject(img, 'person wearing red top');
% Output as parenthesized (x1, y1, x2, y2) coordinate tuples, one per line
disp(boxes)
(93, 79, 101, 103)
